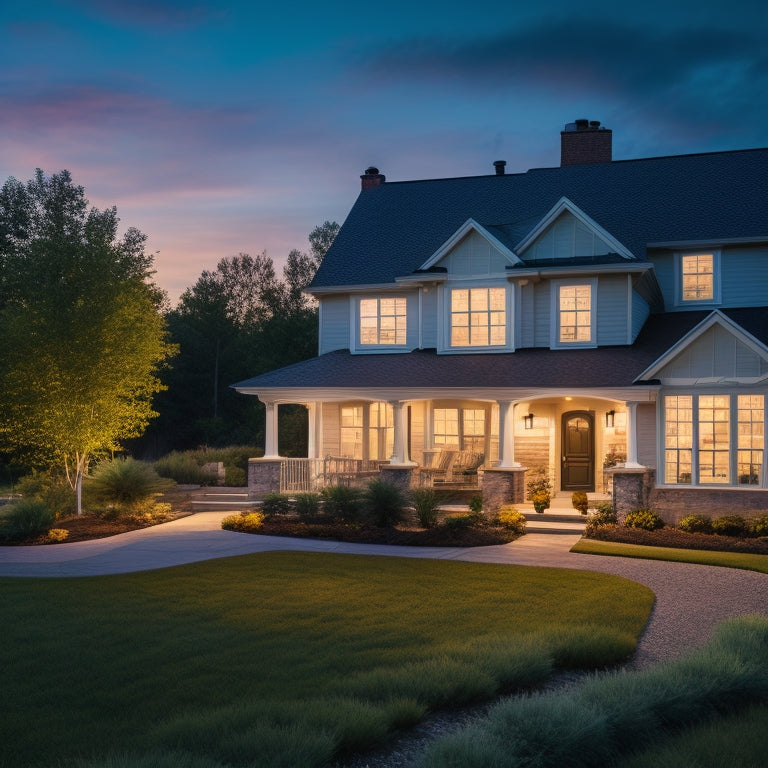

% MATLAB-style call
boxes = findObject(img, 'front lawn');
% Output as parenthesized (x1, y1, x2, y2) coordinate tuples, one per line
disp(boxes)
(0, 552, 652, 768)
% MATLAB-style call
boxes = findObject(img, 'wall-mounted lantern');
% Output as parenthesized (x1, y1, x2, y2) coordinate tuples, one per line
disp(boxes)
(605, 410, 615, 428)
(524, 413, 535, 430)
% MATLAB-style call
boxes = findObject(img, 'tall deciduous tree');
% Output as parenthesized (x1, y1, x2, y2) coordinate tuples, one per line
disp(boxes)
(0, 170, 176, 513)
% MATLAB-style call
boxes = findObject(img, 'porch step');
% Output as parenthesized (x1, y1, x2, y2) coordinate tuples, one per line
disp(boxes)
(188, 488, 258, 511)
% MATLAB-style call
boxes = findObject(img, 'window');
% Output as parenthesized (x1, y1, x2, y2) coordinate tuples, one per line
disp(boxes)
(663, 394, 765, 486)
(450, 287, 505, 347)
(559, 284, 592, 343)
(360, 297, 406, 345)
(368, 402, 394, 460)
(681, 254, 714, 301)
(433, 407, 487, 451)
(340, 406, 364, 458)
(738, 395, 764, 484)
(341, 403, 393, 460)
(698, 395, 730, 484)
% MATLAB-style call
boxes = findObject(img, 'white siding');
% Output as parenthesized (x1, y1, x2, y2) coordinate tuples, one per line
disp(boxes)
(533, 281, 551, 347)
(631, 292, 650, 341)
(721, 246, 768, 305)
(442, 231, 510, 276)
(527, 211, 612, 261)
(321, 402, 341, 455)
(318, 295, 350, 354)
(637, 403, 656, 469)
(421, 288, 438, 348)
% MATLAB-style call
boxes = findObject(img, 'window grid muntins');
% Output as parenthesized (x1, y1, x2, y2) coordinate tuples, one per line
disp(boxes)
(463, 409, 486, 452)
(664, 395, 692, 484)
(698, 395, 730, 484)
(450, 288, 505, 347)
(738, 395, 764, 485)
(360, 298, 407, 345)
(433, 408, 459, 446)
(681, 254, 714, 301)
(559, 285, 591, 343)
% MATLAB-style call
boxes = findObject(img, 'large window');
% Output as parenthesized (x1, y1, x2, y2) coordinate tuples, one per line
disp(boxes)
(360, 297, 406, 345)
(450, 287, 506, 347)
(558, 284, 592, 343)
(341, 403, 394, 460)
(664, 394, 765, 485)
(433, 407, 487, 451)
(681, 254, 714, 301)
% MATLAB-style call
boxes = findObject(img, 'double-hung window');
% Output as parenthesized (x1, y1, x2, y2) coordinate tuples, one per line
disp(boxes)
(677, 251, 720, 305)
(359, 297, 407, 346)
(552, 279, 596, 347)
(450, 287, 506, 348)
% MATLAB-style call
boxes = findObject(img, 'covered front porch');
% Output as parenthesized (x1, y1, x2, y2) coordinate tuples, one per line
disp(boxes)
(250, 392, 654, 500)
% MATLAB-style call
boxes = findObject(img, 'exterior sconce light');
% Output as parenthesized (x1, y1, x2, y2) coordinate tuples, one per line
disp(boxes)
(606, 410, 615, 428)
(524, 413, 535, 430)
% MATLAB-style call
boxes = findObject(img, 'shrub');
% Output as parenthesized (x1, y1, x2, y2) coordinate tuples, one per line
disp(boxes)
(496, 506, 526, 534)
(752, 515, 768, 537)
(86, 458, 175, 515)
(526, 468, 552, 498)
(0, 499, 55, 541)
(294, 493, 321, 517)
(679, 514, 713, 535)
(222, 511, 266, 533)
(442, 512, 481, 530)
(153, 452, 217, 485)
(321, 485, 362, 521)
(624, 509, 665, 531)
(468, 494, 483, 515)
(363, 478, 407, 527)
(530, 490, 550, 514)
(711, 515, 751, 538)
(585, 505, 617, 537)
(261, 493, 293, 516)
(224, 465, 247, 487)
(15, 470, 76, 518)
(46, 528, 69, 543)
(411, 488, 440, 528)
(571, 491, 589, 515)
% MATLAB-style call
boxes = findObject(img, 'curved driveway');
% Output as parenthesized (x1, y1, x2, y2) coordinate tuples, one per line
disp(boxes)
(1, 511, 766, 669)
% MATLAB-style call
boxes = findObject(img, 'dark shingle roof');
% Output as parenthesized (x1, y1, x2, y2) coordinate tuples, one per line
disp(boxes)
(235, 309, 768, 392)
(310, 149, 768, 289)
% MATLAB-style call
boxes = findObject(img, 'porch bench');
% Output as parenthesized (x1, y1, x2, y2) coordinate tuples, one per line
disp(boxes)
(419, 450, 456, 486)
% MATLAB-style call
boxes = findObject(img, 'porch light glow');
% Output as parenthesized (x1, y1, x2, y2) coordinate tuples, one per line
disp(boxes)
(524, 413, 535, 430)
(606, 410, 615, 428)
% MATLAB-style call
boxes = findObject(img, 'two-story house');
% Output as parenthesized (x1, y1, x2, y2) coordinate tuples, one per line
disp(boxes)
(234, 120, 768, 521)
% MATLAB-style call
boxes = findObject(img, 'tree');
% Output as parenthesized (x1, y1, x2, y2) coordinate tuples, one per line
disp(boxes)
(0, 170, 176, 514)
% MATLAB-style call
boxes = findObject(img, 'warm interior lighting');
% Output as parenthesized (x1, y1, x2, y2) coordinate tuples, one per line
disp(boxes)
(524, 413, 535, 430)
(606, 410, 615, 428)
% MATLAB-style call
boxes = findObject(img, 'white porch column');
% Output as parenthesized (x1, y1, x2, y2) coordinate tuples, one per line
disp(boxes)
(263, 400, 279, 459)
(306, 402, 320, 459)
(497, 399, 521, 468)
(624, 401, 645, 468)
(389, 400, 415, 465)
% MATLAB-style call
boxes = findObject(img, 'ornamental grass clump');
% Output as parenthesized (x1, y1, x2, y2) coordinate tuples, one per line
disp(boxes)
(87, 458, 175, 517)
(410, 488, 440, 528)
(363, 478, 407, 527)
(0, 499, 56, 541)
(321, 485, 362, 521)
(294, 492, 321, 517)
(261, 492, 293, 516)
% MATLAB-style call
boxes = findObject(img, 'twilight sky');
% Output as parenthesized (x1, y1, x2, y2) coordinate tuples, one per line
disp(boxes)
(2, 0, 766, 305)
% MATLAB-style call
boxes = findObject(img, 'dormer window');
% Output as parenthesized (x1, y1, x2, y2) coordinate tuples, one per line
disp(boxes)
(360, 297, 407, 345)
(450, 287, 506, 347)
(676, 251, 720, 305)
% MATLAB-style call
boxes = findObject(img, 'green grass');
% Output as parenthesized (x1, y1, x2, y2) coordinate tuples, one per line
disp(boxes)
(572, 538, 768, 573)
(0, 552, 653, 768)
(418, 615, 768, 767)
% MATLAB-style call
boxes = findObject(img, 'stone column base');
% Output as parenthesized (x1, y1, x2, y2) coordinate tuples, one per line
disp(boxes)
(379, 464, 415, 491)
(610, 467, 655, 522)
(482, 467, 527, 514)
(248, 458, 282, 498)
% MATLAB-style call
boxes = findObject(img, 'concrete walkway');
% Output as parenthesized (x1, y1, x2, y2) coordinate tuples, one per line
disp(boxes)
(1, 510, 766, 669)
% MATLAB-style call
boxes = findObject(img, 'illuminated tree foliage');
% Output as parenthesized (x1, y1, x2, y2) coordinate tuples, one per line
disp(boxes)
(0, 170, 176, 513)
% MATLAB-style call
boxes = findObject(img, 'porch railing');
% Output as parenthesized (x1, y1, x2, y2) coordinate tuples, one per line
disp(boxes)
(279, 457, 384, 493)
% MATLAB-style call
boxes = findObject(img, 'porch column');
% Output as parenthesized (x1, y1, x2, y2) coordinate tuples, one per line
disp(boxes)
(624, 401, 645, 468)
(497, 399, 521, 468)
(263, 400, 279, 459)
(389, 400, 415, 466)
(306, 402, 320, 459)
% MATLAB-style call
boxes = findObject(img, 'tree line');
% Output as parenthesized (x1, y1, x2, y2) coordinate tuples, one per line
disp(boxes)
(0, 168, 338, 505)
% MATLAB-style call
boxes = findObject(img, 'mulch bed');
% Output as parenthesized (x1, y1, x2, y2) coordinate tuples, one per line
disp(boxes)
(586, 524, 768, 554)
(257, 518, 521, 547)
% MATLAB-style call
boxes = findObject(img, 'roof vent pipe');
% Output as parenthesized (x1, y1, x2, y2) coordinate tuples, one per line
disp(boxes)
(493, 160, 507, 175)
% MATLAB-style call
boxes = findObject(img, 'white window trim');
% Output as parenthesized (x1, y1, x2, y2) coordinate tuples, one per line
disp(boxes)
(550, 277, 598, 349)
(350, 295, 410, 353)
(437, 280, 514, 354)
(659, 391, 767, 487)
(674, 250, 721, 307)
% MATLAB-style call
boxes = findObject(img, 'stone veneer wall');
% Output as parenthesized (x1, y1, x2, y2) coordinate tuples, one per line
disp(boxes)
(247, 458, 282, 498)
(482, 467, 526, 513)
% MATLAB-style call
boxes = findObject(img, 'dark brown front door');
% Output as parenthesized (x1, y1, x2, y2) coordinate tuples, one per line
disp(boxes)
(561, 411, 594, 491)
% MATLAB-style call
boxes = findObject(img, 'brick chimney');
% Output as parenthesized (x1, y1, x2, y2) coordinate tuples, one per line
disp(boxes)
(361, 166, 386, 190)
(560, 119, 612, 166)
